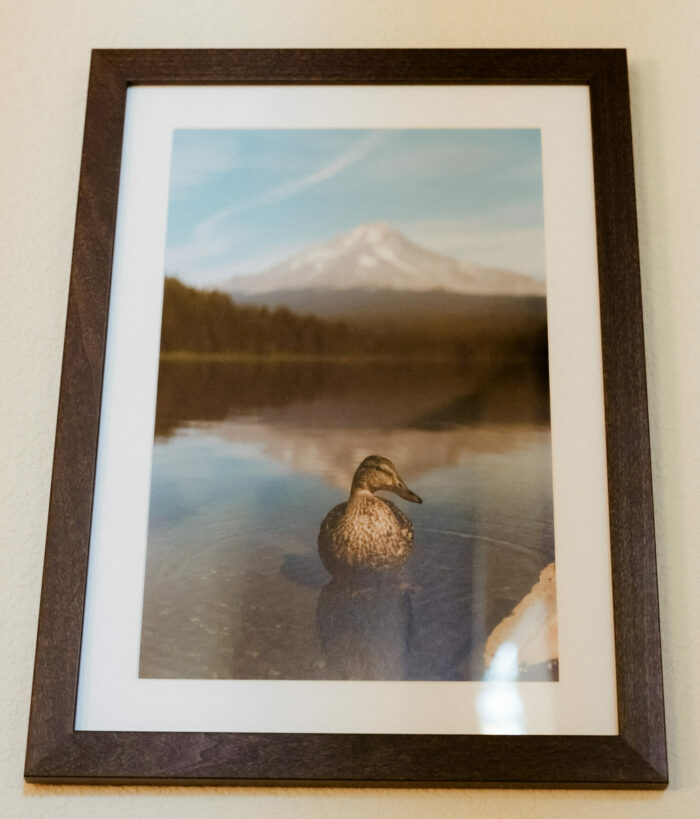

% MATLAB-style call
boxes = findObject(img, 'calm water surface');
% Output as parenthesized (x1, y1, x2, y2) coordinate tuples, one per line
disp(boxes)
(139, 358, 555, 681)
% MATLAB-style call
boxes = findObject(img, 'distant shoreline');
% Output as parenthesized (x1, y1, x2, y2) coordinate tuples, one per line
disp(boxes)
(159, 350, 545, 364)
(160, 351, 469, 363)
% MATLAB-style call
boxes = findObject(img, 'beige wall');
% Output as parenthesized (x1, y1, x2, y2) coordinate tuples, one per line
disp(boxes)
(2, 0, 698, 814)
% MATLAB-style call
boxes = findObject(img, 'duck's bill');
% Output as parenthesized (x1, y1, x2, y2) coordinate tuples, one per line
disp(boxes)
(394, 483, 423, 504)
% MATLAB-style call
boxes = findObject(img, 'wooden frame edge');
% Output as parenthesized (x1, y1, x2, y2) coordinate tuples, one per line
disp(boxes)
(25, 48, 667, 789)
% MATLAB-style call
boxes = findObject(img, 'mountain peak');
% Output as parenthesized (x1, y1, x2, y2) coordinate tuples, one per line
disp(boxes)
(346, 220, 393, 242)
(321, 220, 403, 256)
(220, 222, 545, 298)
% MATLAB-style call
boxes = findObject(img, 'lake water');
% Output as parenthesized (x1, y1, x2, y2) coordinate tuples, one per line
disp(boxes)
(139, 357, 556, 681)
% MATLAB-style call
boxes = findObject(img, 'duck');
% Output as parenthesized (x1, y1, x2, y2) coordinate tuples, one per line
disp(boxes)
(318, 455, 422, 577)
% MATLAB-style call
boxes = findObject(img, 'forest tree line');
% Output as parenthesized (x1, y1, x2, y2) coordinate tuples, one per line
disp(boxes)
(160, 276, 368, 356)
(159, 276, 548, 359)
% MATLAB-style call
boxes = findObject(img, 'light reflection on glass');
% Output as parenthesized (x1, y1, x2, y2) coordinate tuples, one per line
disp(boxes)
(476, 642, 526, 734)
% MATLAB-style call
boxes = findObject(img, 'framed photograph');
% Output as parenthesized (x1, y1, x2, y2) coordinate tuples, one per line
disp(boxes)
(25, 49, 666, 787)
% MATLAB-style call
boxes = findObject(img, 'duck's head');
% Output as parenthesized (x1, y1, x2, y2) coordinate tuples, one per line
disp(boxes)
(350, 455, 422, 504)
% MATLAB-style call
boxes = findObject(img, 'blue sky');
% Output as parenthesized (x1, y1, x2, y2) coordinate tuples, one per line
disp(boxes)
(164, 129, 545, 286)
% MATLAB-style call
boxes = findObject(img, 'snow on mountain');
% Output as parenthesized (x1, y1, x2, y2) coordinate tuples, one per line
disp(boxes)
(219, 221, 545, 297)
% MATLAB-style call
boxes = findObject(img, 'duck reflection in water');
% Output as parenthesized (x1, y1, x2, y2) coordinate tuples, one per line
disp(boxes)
(316, 573, 415, 679)
(316, 456, 422, 679)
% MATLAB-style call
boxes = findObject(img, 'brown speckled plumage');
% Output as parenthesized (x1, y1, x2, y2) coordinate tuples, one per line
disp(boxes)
(318, 455, 422, 576)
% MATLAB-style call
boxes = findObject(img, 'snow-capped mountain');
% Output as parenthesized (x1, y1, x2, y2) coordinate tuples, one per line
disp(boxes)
(219, 221, 545, 298)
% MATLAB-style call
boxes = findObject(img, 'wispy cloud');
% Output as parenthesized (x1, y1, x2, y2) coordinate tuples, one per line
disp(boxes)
(195, 131, 388, 236)
(166, 131, 389, 283)
(169, 140, 239, 193)
(165, 221, 248, 274)
(253, 131, 389, 208)
(168, 239, 313, 286)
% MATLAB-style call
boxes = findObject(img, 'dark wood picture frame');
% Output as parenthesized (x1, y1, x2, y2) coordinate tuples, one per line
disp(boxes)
(25, 48, 666, 788)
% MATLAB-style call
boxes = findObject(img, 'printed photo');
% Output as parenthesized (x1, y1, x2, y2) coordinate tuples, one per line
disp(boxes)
(138, 128, 558, 682)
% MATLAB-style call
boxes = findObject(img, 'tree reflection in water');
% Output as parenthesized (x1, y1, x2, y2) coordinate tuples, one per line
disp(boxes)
(140, 355, 556, 682)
